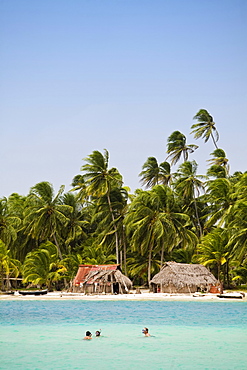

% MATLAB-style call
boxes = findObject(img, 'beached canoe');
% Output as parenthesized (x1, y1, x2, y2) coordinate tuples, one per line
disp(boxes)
(18, 289, 48, 296)
(217, 292, 244, 299)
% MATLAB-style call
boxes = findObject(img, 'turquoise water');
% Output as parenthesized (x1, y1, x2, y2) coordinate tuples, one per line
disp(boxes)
(0, 300, 246, 369)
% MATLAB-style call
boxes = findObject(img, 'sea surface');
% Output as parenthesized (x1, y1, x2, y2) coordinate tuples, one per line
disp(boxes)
(0, 299, 246, 369)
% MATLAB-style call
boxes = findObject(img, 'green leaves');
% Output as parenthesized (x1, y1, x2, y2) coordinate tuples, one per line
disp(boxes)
(191, 109, 219, 148)
(166, 131, 198, 165)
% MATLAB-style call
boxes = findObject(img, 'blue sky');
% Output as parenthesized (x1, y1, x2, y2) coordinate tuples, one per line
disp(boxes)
(1, 0, 246, 197)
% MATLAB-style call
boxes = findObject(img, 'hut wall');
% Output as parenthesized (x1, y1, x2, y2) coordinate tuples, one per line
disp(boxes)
(158, 284, 198, 294)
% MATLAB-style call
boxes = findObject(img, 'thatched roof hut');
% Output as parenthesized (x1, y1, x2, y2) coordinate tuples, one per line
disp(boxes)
(150, 262, 218, 294)
(73, 264, 132, 294)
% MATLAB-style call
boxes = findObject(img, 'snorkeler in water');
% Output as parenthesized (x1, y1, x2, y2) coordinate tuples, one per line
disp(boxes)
(95, 329, 101, 337)
(84, 331, 92, 340)
(142, 327, 151, 337)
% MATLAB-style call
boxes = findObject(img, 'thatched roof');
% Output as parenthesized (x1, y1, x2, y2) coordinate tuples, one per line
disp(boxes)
(150, 262, 218, 290)
(73, 264, 132, 290)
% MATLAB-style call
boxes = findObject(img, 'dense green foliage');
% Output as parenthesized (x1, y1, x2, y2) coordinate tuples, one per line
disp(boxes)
(1, 109, 247, 290)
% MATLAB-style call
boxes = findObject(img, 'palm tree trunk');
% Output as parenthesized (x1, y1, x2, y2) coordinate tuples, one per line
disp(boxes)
(107, 193, 119, 264)
(211, 133, 218, 149)
(53, 234, 63, 260)
(160, 244, 164, 269)
(148, 248, 152, 286)
(122, 226, 127, 275)
(192, 190, 203, 238)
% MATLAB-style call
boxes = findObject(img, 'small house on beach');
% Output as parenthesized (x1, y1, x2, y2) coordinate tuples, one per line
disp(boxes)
(150, 262, 219, 294)
(73, 264, 132, 294)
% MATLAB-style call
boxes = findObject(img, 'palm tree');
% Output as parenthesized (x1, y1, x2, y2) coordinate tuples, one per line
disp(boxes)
(207, 165, 228, 179)
(227, 201, 247, 263)
(204, 178, 235, 229)
(0, 197, 22, 247)
(23, 182, 73, 259)
(207, 148, 229, 176)
(191, 109, 219, 148)
(174, 161, 206, 237)
(125, 185, 197, 284)
(159, 161, 173, 186)
(70, 174, 88, 204)
(22, 242, 67, 290)
(196, 228, 230, 282)
(61, 192, 89, 253)
(139, 157, 160, 188)
(0, 240, 21, 291)
(139, 158, 173, 188)
(81, 149, 123, 263)
(166, 131, 198, 165)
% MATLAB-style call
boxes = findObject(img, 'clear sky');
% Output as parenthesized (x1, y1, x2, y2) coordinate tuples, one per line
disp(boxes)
(1, 0, 246, 197)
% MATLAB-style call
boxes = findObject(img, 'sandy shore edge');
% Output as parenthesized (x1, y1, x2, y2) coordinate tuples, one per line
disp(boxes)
(0, 292, 246, 301)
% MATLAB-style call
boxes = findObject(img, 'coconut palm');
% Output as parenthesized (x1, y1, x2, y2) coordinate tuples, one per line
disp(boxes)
(207, 165, 228, 179)
(159, 161, 173, 186)
(23, 182, 73, 259)
(191, 109, 219, 149)
(196, 228, 230, 282)
(22, 242, 67, 290)
(0, 197, 22, 247)
(0, 240, 21, 291)
(166, 131, 198, 165)
(174, 161, 206, 237)
(125, 185, 197, 284)
(207, 148, 229, 176)
(81, 149, 123, 263)
(61, 192, 89, 253)
(139, 157, 160, 188)
(139, 158, 173, 188)
(227, 201, 247, 262)
(204, 178, 235, 229)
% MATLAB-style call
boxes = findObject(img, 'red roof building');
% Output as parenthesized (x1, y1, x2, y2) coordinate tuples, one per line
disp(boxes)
(73, 264, 132, 294)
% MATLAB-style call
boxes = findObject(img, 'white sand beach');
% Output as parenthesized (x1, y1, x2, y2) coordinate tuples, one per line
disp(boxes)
(0, 291, 246, 301)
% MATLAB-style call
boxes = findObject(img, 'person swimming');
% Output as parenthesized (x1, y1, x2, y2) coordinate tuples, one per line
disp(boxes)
(142, 327, 150, 337)
(95, 330, 101, 337)
(84, 331, 92, 340)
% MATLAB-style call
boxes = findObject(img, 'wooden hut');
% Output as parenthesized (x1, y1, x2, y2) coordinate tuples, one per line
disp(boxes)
(73, 264, 132, 294)
(150, 262, 218, 294)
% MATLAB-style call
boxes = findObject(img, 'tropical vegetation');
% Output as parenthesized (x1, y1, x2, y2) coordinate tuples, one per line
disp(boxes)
(1, 109, 246, 291)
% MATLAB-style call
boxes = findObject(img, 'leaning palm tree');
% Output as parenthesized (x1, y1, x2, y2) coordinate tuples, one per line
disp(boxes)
(191, 109, 219, 149)
(174, 161, 206, 237)
(23, 242, 67, 290)
(207, 148, 229, 176)
(204, 178, 236, 229)
(166, 131, 198, 165)
(159, 161, 173, 186)
(139, 157, 173, 188)
(81, 149, 123, 263)
(0, 240, 21, 291)
(196, 228, 230, 282)
(23, 182, 73, 259)
(0, 197, 22, 248)
(125, 185, 197, 284)
(139, 157, 160, 188)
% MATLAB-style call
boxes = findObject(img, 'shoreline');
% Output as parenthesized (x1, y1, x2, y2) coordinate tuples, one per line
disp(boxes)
(0, 291, 246, 301)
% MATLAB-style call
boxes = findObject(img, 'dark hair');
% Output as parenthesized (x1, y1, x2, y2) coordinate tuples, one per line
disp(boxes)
(86, 331, 91, 336)
(95, 330, 101, 336)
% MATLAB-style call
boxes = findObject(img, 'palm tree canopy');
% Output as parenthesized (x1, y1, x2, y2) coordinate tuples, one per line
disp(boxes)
(166, 131, 198, 165)
(81, 149, 123, 197)
(139, 157, 159, 188)
(174, 161, 206, 199)
(191, 109, 219, 148)
(208, 148, 229, 168)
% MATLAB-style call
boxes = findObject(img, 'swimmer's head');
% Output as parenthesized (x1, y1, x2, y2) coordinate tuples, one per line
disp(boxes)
(86, 331, 92, 337)
(95, 330, 101, 337)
